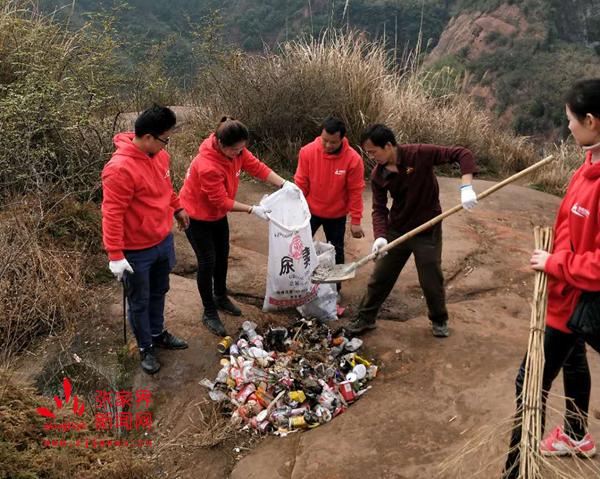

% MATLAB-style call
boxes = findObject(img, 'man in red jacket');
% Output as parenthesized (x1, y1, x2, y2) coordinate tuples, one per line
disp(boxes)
(294, 117, 365, 296)
(345, 124, 478, 337)
(102, 105, 190, 375)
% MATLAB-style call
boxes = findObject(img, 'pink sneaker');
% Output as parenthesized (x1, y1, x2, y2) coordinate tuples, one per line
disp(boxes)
(540, 426, 596, 457)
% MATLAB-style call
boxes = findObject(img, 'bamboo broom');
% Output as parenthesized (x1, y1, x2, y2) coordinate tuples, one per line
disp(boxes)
(518, 226, 553, 479)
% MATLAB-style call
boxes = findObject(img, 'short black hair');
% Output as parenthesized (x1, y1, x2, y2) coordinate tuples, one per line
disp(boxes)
(215, 116, 249, 146)
(134, 104, 177, 137)
(322, 116, 346, 138)
(566, 79, 600, 120)
(360, 124, 397, 148)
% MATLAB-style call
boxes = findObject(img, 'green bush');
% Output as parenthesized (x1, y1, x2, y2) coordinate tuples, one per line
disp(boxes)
(0, 1, 124, 200)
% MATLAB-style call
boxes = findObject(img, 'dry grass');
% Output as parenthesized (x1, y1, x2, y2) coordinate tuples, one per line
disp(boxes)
(158, 399, 239, 451)
(193, 30, 538, 177)
(386, 69, 538, 176)
(438, 395, 600, 478)
(531, 141, 584, 196)
(0, 196, 103, 362)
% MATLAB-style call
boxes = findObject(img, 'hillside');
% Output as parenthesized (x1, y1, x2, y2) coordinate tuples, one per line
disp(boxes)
(428, 0, 600, 138)
(38, 0, 450, 82)
(37, 0, 600, 136)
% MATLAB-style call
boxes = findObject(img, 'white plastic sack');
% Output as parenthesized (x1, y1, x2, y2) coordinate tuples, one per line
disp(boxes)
(261, 187, 318, 311)
(297, 241, 338, 321)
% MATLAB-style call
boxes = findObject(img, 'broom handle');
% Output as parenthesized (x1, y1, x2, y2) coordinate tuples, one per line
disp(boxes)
(354, 155, 555, 269)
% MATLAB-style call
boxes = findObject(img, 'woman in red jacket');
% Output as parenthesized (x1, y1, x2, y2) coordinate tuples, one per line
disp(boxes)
(180, 117, 292, 336)
(503, 79, 600, 477)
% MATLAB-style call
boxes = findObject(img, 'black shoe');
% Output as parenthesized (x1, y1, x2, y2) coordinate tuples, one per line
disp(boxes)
(344, 317, 377, 336)
(140, 346, 160, 375)
(214, 295, 242, 316)
(153, 330, 188, 350)
(432, 321, 450, 338)
(202, 310, 227, 337)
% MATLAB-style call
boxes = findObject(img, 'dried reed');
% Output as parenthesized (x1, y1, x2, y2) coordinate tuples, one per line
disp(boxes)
(518, 226, 553, 478)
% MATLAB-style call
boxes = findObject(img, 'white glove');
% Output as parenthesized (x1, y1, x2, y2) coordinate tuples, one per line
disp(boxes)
(250, 205, 271, 220)
(460, 184, 477, 211)
(282, 180, 301, 192)
(371, 237, 388, 258)
(109, 258, 133, 281)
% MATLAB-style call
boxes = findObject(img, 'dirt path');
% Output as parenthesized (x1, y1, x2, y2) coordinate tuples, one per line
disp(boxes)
(81, 177, 600, 477)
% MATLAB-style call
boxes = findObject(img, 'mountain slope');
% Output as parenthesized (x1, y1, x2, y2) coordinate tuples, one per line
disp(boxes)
(38, 0, 600, 137)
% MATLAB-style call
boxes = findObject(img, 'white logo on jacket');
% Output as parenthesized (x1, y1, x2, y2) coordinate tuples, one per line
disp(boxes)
(164, 169, 171, 179)
(571, 203, 590, 218)
(334, 169, 346, 176)
(236, 170, 241, 177)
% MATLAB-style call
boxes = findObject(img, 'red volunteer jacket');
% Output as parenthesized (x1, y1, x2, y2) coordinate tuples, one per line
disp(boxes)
(545, 151, 600, 332)
(179, 134, 272, 221)
(294, 137, 365, 225)
(101, 133, 181, 261)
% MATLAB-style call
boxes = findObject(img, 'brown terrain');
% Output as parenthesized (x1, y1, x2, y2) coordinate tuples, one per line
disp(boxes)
(426, 4, 534, 64)
(14, 177, 600, 478)
(424, 3, 544, 127)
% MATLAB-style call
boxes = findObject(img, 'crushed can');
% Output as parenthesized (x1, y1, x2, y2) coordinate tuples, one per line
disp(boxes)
(353, 354, 372, 367)
(288, 390, 306, 403)
(255, 387, 274, 408)
(236, 383, 256, 403)
(338, 381, 356, 403)
(217, 336, 233, 354)
(288, 415, 307, 429)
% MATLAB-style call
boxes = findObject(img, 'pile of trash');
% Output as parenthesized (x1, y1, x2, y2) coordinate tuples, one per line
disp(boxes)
(200, 319, 378, 435)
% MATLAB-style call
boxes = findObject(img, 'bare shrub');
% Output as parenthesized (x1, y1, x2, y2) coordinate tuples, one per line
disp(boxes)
(0, 197, 101, 361)
(0, 0, 123, 199)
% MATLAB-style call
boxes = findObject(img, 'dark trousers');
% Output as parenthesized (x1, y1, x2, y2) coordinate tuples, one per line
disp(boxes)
(356, 223, 447, 324)
(310, 215, 346, 293)
(503, 326, 591, 478)
(185, 217, 230, 313)
(310, 215, 346, 265)
(123, 233, 176, 350)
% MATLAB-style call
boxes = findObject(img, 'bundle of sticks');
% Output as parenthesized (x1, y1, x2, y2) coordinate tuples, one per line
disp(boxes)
(518, 226, 553, 478)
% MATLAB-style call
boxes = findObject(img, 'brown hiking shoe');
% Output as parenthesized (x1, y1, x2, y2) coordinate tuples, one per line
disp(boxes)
(344, 317, 377, 335)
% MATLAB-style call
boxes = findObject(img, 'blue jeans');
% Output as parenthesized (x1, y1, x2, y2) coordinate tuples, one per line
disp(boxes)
(123, 234, 176, 350)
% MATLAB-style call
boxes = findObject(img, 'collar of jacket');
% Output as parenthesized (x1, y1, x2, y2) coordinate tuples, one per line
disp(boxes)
(583, 150, 600, 179)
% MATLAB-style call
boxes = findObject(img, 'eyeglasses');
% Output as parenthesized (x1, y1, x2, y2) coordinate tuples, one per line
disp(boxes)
(153, 135, 170, 145)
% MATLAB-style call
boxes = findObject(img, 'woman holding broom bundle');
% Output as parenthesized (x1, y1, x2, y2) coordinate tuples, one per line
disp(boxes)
(503, 79, 600, 477)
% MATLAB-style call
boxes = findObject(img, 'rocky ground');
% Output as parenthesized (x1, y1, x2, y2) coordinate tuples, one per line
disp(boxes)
(15, 177, 600, 478)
